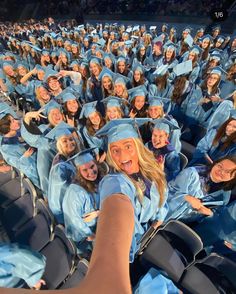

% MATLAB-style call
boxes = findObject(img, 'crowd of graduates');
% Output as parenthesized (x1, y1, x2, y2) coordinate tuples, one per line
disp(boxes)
(0, 17, 236, 292)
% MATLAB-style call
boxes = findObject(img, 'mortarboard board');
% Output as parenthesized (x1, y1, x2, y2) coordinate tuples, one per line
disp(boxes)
(41, 100, 61, 116)
(163, 41, 176, 52)
(45, 121, 74, 140)
(153, 118, 179, 134)
(126, 27, 132, 33)
(15, 61, 29, 69)
(102, 96, 128, 108)
(148, 96, 170, 107)
(128, 85, 148, 103)
(184, 34, 194, 47)
(44, 67, 59, 82)
(0, 102, 18, 120)
(96, 118, 151, 144)
(68, 148, 96, 166)
(173, 60, 193, 77)
(199, 34, 213, 43)
(150, 26, 157, 30)
(216, 35, 225, 43)
(79, 101, 97, 119)
(98, 67, 115, 81)
(60, 91, 77, 104)
(114, 73, 130, 85)
(210, 66, 227, 76)
(152, 64, 169, 77)
(189, 45, 203, 55)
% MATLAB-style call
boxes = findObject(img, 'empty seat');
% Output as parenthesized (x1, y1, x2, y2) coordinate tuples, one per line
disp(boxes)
(40, 225, 78, 289)
(0, 167, 16, 186)
(140, 220, 203, 283)
(0, 177, 22, 208)
(179, 152, 188, 170)
(180, 253, 236, 294)
(181, 140, 195, 161)
(13, 199, 55, 251)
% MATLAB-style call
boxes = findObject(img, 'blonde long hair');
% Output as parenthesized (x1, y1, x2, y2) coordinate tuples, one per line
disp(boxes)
(106, 137, 166, 207)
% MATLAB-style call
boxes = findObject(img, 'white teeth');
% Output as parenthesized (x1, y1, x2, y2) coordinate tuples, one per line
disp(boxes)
(121, 160, 130, 164)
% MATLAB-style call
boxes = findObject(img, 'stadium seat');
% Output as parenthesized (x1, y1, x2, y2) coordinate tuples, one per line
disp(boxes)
(0, 167, 16, 186)
(59, 258, 89, 289)
(179, 152, 188, 170)
(140, 220, 203, 283)
(181, 140, 196, 161)
(13, 199, 55, 251)
(0, 177, 23, 209)
(180, 253, 236, 294)
(40, 225, 78, 289)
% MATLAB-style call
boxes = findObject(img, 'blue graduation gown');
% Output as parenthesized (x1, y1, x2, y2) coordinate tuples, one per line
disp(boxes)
(165, 167, 231, 222)
(99, 173, 169, 262)
(190, 129, 236, 165)
(48, 154, 76, 224)
(0, 243, 46, 288)
(82, 126, 105, 155)
(134, 268, 179, 294)
(62, 183, 99, 252)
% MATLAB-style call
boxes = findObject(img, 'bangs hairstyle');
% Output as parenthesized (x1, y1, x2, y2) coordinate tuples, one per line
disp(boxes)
(105, 106, 124, 122)
(106, 137, 166, 207)
(75, 161, 108, 194)
(210, 155, 236, 191)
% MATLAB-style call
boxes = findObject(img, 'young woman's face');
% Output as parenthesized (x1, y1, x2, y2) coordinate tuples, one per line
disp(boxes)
(209, 59, 218, 68)
(59, 134, 76, 156)
(133, 70, 141, 82)
(4, 66, 15, 77)
(18, 66, 27, 77)
(10, 116, 20, 131)
(188, 52, 196, 61)
(48, 78, 61, 91)
(166, 49, 173, 60)
(66, 99, 79, 113)
(60, 54, 68, 64)
(210, 159, 236, 183)
(207, 74, 219, 87)
(79, 160, 98, 181)
(90, 63, 100, 76)
(225, 120, 236, 136)
(71, 46, 78, 54)
(110, 138, 139, 175)
(134, 96, 145, 110)
(114, 83, 124, 96)
(104, 58, 112, 69)
(72, 65, 79, 72)
(102, 76, 112, 90)
(37, 70, 45, 81)
(89, 111, 101, 127)
(118, 61, 126, 73)
(139, 47, 146, 56)
(201, 39, 210, 49)
(148, 106, 163, 119)
(38, 87, 50, 102)
(152, 129, 169, 149)
(48, 108, 63, 126)
(106, 106, 121, 120)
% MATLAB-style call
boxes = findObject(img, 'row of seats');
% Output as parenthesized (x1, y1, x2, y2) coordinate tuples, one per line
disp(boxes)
(0, 169, 87, 289)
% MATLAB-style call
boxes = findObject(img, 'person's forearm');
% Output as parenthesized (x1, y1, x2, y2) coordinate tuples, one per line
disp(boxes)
(81, 194, 134, 294)
(20, 70, 33, 84)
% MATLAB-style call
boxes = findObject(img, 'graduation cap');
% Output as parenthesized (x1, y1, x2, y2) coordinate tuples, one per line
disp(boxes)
(41, 100, 61, 116)
(126, 27, 132, 33)
(163, 41, 176, 52)
(0, 102, 18, 120)
(96, 118, 151, 144)
(114, 73, 130, 86)
(41, 50, 50, 56)
(212, 25, 221, 32)
(216, 35, 225, 44)
(2, 61, 14, 68)
(79, 101, 97, 119)
(59, 91, 77, 104)
(199, 34, 213, 43)
(197, 27, 205, 33)
(44, 68, 59, 81)
(210, 66, 227, 76)
(209, 53, 221, 61)
(45, 121, 74, 140)
(184, 34, 194, 47)
(128, 85, 148, 103)
(116, 55, 127, 63)
(69, 60, 79, 68)
(183, 27, 192, 33)
(102, 96, 128, 108)
(152, 64, 169, 77)
(15, 61, 29, 69)
(148, 96, 170, 107)
(173, 60, 192, 77)
(68, 148, 96, 166)
(132, 25, 140, 32)
(124, 40, 133, 47)
(28, 44, 42, 52)
(153, 118, 179, 134)
(98, 67, 115, 81)
(96, 38, 106, 48)
(189, 45, 203, 55)
(132, 63, 145, 74)
(150, 26, 157, 30)
(89, 56, 102, 65)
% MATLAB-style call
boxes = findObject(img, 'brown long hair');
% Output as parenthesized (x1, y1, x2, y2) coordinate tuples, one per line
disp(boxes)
(201, 43, 211, 61)
(86, 112, 106, 136)
(155, 73, 168, 91)
(171, 76, 187, 103)
(0, 114, 11, 135)
(226, 64, 236, 83)
(74, 161, 108, 194)
(132, 72, 146, 88)
(212, 118, 236, 150)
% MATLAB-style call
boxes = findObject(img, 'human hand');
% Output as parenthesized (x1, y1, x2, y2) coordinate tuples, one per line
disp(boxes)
(83, 210, 100, 223)
(0, 165, 12, 173)
(152, 220, 163, 229)
(224, 240, 233, 249)
(129, 109, 137, 118)
(24, 109, 47, 124)
(87, 234, 96, 241)
(65, 115, 75, 127)
(23, 147, 35, 158)
(98, 152, 106, 163)
(210, 95, 221, 102)
(32, 279, 46, 290)
(185, 195, 202, 210)
(197, 205, 213, 216)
